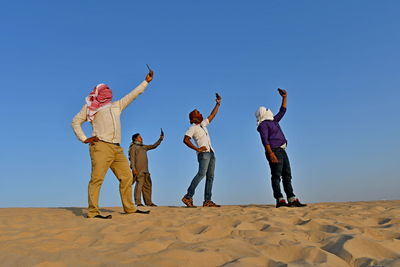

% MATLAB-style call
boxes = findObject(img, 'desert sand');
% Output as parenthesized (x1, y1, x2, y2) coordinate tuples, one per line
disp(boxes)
(0, 200, 399, 267)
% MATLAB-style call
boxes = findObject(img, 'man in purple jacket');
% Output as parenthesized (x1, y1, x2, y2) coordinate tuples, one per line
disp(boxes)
(256, 89, 307, 208)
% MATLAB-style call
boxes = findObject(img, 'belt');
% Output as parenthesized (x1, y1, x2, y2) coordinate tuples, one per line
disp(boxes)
(272, 144, 287, 150)
(99, 140, 120, 146)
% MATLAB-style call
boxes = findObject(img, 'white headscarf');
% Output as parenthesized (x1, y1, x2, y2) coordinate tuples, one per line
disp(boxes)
(255, 106, 274, 125)
(85, 83, 113, 122)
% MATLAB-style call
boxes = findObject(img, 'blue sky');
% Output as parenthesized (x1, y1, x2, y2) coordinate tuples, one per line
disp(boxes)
(1, 1, 399, 207)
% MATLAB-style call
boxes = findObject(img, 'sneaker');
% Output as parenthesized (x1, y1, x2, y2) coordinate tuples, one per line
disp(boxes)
(182, 196, 196, 208)
(147, 203, 158, 207)
(136, 204, 144, 207)
(288, 199, 307, 207)
(276, 199, 288, 208)
(203, 200, 221, 207)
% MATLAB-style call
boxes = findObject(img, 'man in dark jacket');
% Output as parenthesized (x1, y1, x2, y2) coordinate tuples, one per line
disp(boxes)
(129, 131, 164, 206)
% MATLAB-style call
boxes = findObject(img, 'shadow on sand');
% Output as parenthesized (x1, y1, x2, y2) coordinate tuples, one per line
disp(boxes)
(56, 207, 115, 217)
(238, 204, 275, 209)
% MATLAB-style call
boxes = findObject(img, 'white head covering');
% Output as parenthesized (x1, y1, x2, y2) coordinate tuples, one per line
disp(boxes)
(85, 83, 113, 122)
(255, 106, 274, 125)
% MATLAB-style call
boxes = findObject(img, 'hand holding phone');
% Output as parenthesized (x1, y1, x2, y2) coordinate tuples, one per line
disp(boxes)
(277, 88, 286, 96)
(160, 128, 165, 140)
(145, 64, 154, 82)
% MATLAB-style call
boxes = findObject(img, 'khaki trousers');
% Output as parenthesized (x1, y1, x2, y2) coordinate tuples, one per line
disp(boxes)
(88, 141, 136, 217)
(134, 172, 153, 205)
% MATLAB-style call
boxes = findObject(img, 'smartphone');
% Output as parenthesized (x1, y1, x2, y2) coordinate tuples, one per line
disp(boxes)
(146, 64, 152, 72)
(160, 128, 164, 136)
(277, 88, 285, 95)
(216, 93, 221, 100)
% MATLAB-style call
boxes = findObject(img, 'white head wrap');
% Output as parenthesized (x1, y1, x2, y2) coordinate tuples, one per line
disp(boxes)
(85, 83, 112, 122)
(255, 106, 274, 125)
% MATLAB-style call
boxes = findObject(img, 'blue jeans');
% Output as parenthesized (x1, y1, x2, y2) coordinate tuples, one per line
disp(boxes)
(185, 151, 216, 201)
(267, 148, 295, 200)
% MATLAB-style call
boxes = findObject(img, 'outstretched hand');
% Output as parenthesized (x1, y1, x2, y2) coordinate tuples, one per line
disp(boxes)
(278, 88, 287, 97)
(278, 88, 287, 108)
(160, 129, 165, 141)
(216, 93, 222, 105)
(145, 70, 154, 83)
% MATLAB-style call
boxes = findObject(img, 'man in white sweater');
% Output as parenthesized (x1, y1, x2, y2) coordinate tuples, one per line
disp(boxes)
(72, 70, 153, 219)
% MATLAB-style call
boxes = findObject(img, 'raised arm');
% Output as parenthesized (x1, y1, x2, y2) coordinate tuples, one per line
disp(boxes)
(117, 70, 154, 111)
(207, 94, 221, 123)
(144, 132, 164, 151)
(273, 89, 287, 122)
(279, 88, 287, 108)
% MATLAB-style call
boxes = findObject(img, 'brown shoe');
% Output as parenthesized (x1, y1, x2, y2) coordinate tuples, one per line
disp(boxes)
(182, 196, 196, 208)
(203, 200, 221, 207)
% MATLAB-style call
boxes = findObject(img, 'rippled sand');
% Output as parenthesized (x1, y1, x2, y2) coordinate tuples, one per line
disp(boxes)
(0, 201, 399, 266)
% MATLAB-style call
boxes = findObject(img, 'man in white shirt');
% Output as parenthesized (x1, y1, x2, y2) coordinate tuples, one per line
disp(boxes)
(182, 94, 222, 207)
(71, 70, 153, 219)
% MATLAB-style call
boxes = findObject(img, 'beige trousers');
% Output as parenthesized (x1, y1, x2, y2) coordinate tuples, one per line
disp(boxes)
(88, 141, 136, 217)
(134, 172, 153, 205)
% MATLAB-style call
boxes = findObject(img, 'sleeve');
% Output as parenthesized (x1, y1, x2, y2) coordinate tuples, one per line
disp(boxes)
(200, 119, 210, 127)
(116, 80, 149, 111)
(258, 123, 270, 146)
(273, 107, 286, 122)
(185, 126, 195, 138)
(71, 104, 88, 142)
(143, 138, 162, 151)
(129, 145, 137, 171)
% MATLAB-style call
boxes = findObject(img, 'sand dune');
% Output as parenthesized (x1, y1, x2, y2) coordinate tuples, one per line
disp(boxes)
(0, 201, 399, 267)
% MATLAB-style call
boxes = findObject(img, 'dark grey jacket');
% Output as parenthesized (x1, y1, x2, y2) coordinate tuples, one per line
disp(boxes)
(129, 138, 162, 174)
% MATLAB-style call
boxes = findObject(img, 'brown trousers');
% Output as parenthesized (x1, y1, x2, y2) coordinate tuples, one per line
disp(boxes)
(134, 172, 153, 205)
(88, 141, 135, 217)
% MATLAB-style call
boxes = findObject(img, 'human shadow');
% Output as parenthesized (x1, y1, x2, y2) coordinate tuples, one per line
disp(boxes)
(57, 207, 115, 217)
(57, 207, 85, 217)
(238, 204, 275, 209)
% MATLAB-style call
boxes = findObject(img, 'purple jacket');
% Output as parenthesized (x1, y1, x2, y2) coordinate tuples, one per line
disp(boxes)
(257, 107, 287, 149)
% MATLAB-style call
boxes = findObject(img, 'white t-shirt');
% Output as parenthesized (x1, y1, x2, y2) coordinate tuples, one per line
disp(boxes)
(185, 119, 214, 153)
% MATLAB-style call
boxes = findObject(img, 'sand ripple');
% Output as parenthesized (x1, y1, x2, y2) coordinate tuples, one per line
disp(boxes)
(0, 201, 399, 266)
